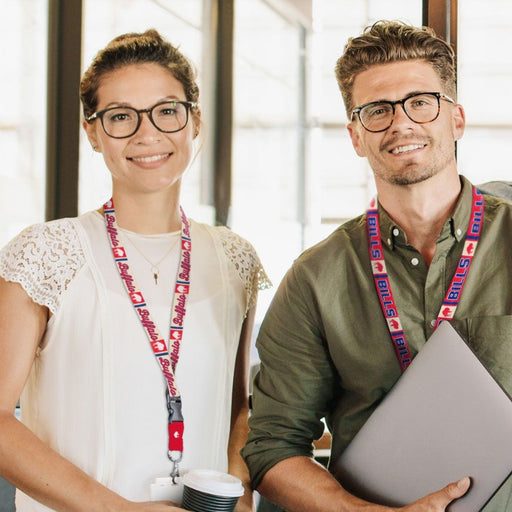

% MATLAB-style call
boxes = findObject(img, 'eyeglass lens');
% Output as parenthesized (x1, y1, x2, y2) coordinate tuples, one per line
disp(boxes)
(101, 102, 189, 138)
(359, 93, 440, 132)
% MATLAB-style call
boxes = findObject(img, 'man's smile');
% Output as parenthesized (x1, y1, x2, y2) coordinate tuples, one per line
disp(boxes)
(389, 143, 426, 155)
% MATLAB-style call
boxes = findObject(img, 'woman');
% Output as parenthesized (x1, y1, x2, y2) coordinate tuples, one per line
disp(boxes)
(0, 29, 269, 511)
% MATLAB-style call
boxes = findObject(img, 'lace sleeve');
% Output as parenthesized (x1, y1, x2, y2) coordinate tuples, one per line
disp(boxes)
(0, 219, 85, 314)
(217, 227, 272, 313)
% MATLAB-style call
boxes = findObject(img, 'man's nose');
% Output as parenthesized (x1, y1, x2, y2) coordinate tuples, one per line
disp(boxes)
(389, 102, 414, 130)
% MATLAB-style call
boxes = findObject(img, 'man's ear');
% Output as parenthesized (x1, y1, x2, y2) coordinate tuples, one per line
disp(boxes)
(452, 103, 466, 142)
(347, 122, 366, 157)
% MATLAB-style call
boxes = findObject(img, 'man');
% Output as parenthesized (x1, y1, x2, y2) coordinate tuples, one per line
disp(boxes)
(242, 20, 512, 511)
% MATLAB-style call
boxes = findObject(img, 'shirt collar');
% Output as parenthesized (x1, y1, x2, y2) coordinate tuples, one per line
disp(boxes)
(377, 175, 473, 250)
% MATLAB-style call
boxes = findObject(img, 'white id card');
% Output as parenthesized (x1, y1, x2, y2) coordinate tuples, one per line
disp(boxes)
(150, 476, 183, 502)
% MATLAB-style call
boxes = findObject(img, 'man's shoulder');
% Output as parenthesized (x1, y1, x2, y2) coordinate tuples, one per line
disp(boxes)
(478, 181, 512, 202)
(295, 213, 367, 270)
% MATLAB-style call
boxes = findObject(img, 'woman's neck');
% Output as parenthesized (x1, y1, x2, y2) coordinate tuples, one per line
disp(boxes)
(107, 190, 182, 234)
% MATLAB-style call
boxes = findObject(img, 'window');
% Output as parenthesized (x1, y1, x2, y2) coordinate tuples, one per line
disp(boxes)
(457, 0, 512, 185)
(0, 0, 48, 247)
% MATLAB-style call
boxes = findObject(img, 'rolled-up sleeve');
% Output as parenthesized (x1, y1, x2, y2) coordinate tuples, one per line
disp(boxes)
(241, 262, 337, 488)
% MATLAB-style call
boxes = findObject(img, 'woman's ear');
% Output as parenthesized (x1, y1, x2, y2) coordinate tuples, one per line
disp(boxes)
(192, 108, 201, 139)
(83, 119, 100, 151)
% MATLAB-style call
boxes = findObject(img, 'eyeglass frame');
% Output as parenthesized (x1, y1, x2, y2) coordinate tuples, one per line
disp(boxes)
(350, 92, 455, 133)
(85, 100, 198, 139)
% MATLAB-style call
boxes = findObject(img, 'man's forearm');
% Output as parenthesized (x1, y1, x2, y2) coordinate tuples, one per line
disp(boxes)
(257, 456, 384, 512)
(257, 455, 471, 512)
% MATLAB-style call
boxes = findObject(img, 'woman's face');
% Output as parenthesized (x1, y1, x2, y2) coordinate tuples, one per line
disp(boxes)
(84, 62, 199, 196)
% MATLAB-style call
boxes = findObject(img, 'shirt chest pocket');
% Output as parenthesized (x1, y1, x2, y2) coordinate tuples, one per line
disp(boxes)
(461, 315, 512, 396)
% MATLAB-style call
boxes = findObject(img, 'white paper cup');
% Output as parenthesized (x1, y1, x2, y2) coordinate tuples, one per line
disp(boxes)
(182, 469, 244, 512)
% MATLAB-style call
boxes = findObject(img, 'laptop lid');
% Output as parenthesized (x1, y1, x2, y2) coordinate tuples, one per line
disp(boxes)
(332, 321, 512, 511)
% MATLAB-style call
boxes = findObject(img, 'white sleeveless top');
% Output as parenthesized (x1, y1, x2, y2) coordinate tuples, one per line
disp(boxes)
(0, 211, 270, 511)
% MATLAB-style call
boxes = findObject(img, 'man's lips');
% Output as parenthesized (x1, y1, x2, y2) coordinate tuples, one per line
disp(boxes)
(389, 143, 426, 155)
(128, 153, 171, 163)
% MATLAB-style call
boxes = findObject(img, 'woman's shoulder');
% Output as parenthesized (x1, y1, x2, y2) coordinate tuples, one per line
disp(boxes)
(191, 220, 272, 303)
(0, 216, 86, 314)
(0, 216, 84, 258)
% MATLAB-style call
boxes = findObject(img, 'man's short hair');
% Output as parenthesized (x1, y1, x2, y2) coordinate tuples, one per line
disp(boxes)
(335, 20, 456, 116)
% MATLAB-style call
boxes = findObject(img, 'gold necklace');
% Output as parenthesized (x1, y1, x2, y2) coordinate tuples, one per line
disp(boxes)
(122, 232, 180, 285)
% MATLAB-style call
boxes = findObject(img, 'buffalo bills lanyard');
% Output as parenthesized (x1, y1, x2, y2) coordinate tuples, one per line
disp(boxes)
(367, 186, 484, 372)
(103, 198, 191, 483)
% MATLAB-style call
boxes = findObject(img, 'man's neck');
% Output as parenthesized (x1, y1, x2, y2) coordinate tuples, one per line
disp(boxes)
(376, 172, 462, 265)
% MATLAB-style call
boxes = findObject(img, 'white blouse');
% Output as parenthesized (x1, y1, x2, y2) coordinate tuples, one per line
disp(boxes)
(0, 211, 270, 511)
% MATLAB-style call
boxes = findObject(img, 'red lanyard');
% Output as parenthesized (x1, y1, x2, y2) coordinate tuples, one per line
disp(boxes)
(103, 199, 191, 481)
(367, 187, 484, 372)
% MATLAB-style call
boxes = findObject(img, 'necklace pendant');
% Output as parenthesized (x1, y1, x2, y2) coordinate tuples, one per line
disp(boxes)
(151, 266, 159, 285)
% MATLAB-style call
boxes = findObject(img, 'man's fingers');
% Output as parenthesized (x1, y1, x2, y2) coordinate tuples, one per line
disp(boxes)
(439, 477, 471, 503)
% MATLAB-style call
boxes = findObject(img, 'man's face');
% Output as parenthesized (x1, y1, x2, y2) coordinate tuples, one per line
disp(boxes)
(347, 60, 465, 187)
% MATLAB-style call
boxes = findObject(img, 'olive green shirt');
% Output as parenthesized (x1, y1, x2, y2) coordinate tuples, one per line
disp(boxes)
(242, 176, 512, 510)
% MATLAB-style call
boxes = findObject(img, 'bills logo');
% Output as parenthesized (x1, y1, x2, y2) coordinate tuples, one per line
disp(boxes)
(182, 240, 191, 251)
(368, 197, 377, 209)
(129, 292, 145, 305)
(387, 317, 402, 332)
(170, 329, 183, 341)
(462, 240, 476, 257)
(440, 305, 456, 319)
(112, 247, 127, 258)
(371, 260, 386, 274)
(105, 199, 113, 209)
(175, 283, 189, 294)
(151, 339, 166, 352)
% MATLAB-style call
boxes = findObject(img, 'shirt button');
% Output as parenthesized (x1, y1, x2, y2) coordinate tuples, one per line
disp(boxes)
(411, 257, 419, 266)
(431, 319, 436, 327)
(456, 228, 462, 236)
(393, 228, 400, 237)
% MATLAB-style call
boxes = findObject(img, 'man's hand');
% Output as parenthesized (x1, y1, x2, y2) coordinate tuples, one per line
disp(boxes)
(400, 477, 471, 511)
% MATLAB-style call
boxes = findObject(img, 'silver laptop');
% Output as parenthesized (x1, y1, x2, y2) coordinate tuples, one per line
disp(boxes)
(332, 321, 512, 511)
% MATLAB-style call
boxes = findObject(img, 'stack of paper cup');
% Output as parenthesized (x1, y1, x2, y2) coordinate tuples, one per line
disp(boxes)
(182, 469, 244, 512)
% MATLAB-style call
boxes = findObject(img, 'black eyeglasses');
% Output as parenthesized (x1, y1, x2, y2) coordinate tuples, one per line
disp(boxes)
(351, 92, 455, 133)
(86, 100, 198, 139)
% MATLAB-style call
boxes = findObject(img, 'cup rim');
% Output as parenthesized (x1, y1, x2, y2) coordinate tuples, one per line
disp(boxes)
(182, 469, 244, 497)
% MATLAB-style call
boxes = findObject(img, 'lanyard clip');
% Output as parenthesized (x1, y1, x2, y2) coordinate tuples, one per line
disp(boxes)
(166, 392, 184, 423)
(166, 390, 184, 471)
(170, 456, 181, 484)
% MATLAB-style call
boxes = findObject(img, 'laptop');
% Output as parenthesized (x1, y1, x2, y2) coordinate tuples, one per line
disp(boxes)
(332, 321, 512, 511)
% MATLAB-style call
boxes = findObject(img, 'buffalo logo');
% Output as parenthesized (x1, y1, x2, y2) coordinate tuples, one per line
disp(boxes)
(151, 339, 166, 352)
(170, 329, 183, 341)
(182, 240, 191, 251)
(372, 260, 385, 273)
(112, 247, 126, 258)
(440, 305, 455, 319)
(463, 241, 476, 257)
(129, 292, 145, 305)
(175, 284, 189, 294)
(387, 317, 402, 332)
